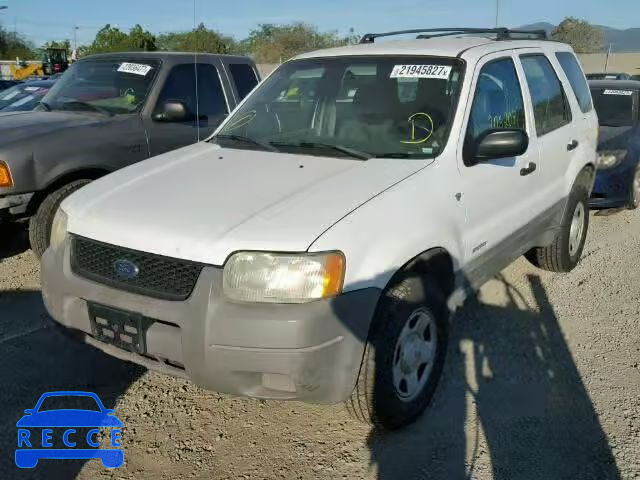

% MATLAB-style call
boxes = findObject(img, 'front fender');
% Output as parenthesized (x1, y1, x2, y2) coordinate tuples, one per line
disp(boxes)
(309, 169, 465, 293)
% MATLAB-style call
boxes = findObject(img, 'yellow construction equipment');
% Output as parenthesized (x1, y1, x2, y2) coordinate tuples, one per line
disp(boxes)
(10, 62, 44, 80)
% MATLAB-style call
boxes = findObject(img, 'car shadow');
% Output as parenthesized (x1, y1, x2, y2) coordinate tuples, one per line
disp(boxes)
(0, 222, 30, 260)
(339, 272, 620, 479)
(0, 289, 145, 478)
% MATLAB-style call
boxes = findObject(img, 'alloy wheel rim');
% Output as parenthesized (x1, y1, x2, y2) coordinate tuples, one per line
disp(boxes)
(569, 201, 585, 256)
(392, 308, 437, 402)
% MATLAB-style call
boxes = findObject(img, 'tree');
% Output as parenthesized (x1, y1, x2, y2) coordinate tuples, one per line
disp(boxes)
(238, 23, 354, 63)
(0, 25, 38, 60)
(551, 17, 605, 54)
(158, 23, 233, 53)
(84, 24, 157, 55)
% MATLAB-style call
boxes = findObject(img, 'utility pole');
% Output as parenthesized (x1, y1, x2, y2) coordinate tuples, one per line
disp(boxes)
(495, 0, 500, 27)
(73, 25, 79, 51)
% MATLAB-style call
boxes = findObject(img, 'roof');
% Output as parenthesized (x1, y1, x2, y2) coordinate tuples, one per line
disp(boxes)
(294, 36, 569, 61)
(81, 51, 251, 63)
(588, 79, 640, 89)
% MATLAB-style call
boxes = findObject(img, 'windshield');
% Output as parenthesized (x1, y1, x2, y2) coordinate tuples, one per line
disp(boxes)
(42, 58, 160, 115)
(591, 88, 636, 126)
(0, 83, 52, 112)
(37, 395, 101, 412)
(215, 56, 465, 159)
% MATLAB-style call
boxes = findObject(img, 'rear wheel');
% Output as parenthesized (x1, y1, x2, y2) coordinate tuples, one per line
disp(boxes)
(627, 165, 640, 210)
(525, 182, 589, 273)
(345, 274, 448, 430)
(29, 180, 91, 258)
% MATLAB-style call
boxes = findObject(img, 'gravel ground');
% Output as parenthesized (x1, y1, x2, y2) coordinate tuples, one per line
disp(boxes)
(0, 210, 638, 480)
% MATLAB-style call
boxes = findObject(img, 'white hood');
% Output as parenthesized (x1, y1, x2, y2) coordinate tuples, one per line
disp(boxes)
(64, 142, 428, 265)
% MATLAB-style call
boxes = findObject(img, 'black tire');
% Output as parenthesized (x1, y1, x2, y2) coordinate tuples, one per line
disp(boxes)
(28, 180, 91, 258)
(627, 165, 640, 210)
(525, 182, 589, 273)
(345, 273, 449, 430)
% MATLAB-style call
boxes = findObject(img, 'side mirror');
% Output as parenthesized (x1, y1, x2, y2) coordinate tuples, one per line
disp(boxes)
(24, 409, 34, 415)
(473, 129, 529, 163)
(152, 100, 189, 122)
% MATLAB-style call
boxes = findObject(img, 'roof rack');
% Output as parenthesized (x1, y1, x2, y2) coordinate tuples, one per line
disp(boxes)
(359, 28, 548, 44)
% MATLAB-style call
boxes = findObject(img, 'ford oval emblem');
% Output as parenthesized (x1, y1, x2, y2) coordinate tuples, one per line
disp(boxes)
(113, 259, 140, 279)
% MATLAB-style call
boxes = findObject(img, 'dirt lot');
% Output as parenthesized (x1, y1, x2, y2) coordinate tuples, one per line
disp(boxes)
(0, 210, 638, 480)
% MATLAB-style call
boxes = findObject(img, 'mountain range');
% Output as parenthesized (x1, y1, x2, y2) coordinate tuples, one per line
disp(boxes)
(519, 22, 640, 52)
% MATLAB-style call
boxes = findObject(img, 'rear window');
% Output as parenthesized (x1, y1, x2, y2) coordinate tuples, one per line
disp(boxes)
(228, 63, 259, 100)
(591, 88, 636, 127)
(555, 52, 592, 113)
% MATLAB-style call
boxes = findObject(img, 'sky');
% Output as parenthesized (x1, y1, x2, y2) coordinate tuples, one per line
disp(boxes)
(0, 0, 637, 48)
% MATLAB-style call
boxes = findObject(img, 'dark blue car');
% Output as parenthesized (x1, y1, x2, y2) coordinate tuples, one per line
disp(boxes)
(0, 79, 56, 113)
(15, 391, 123, 468)
(589, 80, 640, 209)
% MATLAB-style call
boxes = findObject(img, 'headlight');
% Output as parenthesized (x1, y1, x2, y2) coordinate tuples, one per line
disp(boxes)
(596, 150, 626, 170)
(223, 251, 345, 303)
(49, 208, 68, 250)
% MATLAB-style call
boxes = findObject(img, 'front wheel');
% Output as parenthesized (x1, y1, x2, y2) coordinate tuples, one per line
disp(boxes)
(29, 179, 92, 258)
(525, 182, 589, 273)
(345, 274, 448, 430)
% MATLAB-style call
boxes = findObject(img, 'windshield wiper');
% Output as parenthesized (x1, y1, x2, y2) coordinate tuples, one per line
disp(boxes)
(60, 100, 113, 116)
(37, 101, 52, 112)
(269, 141, 372, 160)
(212, 134, 279, 152)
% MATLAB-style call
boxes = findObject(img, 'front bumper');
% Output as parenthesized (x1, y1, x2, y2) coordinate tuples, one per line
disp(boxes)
(41, 238, 380, 404)
(0, 193, 34, 220)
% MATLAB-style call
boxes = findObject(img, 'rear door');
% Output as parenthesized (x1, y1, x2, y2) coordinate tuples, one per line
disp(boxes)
(457, 51, 540, 283)
(516, 50, 581, 212)
(145, 61, 230, 156)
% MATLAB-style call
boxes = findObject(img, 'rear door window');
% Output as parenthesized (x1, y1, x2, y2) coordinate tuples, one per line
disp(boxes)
(520, 55, 572, 136)
(555, 52, 593, 113)
(228, 63, 259, 100)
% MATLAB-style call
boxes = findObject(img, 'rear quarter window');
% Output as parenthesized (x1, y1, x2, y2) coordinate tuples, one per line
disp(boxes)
(555, 52, 593, 113)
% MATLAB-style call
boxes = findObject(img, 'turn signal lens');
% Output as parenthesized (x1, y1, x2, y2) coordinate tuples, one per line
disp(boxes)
(0, 161, 13, 188)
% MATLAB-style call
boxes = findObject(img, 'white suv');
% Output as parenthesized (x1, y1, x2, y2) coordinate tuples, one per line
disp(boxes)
(41, 28, 598, 430)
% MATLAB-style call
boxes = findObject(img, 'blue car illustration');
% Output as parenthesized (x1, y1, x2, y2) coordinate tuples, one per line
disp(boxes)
(16, 391, 124, 468)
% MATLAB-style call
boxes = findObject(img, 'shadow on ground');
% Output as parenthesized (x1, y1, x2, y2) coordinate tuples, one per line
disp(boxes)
(365, 274, 620, 479)
(0, 290, 144, 478)
(0, 222, 30, 260)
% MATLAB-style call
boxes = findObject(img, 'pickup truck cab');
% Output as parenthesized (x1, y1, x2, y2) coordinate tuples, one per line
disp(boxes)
(42, 29, 597, 430)
(0, 52, 260, 257)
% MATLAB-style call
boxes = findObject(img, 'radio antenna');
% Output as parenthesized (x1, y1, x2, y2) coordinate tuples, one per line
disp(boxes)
(193, 0, 200, 141)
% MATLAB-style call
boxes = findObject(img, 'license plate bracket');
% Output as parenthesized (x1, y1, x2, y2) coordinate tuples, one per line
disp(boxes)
(88, 303, 153, 354)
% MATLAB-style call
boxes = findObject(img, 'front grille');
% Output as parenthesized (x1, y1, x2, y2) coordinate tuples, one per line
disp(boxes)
(71, 236, 204, 301)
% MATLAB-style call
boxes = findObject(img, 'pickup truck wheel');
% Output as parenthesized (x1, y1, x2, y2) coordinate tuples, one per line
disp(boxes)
(29, 180, 91, 258)
(345, 274, 448, 430)
(525, 182, 589, 273)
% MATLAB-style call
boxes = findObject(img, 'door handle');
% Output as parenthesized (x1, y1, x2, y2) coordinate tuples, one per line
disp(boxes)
(567, 140, 579, 151)
(520, 162, 537, 176)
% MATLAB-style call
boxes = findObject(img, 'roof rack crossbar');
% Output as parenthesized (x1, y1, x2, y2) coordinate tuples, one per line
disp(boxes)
(360, 27, 547, 44)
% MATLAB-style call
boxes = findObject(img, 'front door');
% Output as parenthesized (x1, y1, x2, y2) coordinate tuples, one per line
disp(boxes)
(457, 51, 540, 286)
(145, 62, 230, 156)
